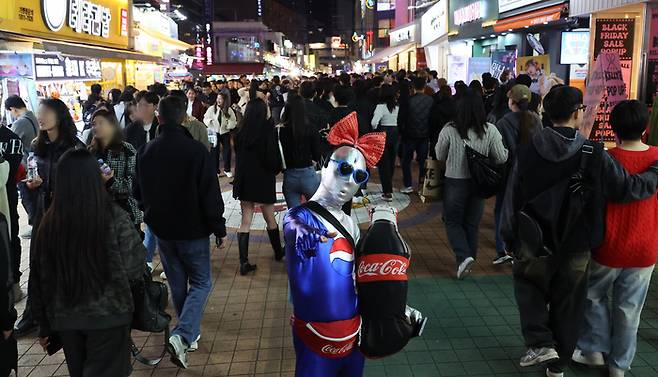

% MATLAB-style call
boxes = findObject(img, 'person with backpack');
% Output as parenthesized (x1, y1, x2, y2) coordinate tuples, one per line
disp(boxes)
(269, 75, 286, 124)
(501, 86, 658, 377)
(30, 149, 144, 377)
(435, 89, 508, 279)
(233, 89, 284, 276)
(573, 100, 658, 377)
(493, 85, 542, 265)
(204, 92, 238, 177)
(134, 95, 226, 369)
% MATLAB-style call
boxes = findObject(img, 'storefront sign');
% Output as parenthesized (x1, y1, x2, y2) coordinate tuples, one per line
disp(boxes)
(33, 54, 101, 81)
(560, 31, 589, 65)
(499, 0, 543, 13)
(583, 53, 628, 141)
(0, 0, 129, 49)
(491, 49, 517, 80)
(421, 0, 448, 46)
(389, 24, 416, 46)
(454, 1, 484, 26)
(0, 53, 35, 79)
(448, 0, 498, 36)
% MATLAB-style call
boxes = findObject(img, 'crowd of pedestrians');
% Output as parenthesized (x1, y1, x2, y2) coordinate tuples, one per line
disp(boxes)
(0, 66, 656, 377)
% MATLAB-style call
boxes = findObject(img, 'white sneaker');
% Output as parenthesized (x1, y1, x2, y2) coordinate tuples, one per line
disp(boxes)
(520, 347, 559, 367)
(457, 257, 475, 280)
(572, 348, 605, 367)
(546, 368, 564, 377)
(400, 187, 414, 194)
(160, 271, 167, 280)
(167, 335, 189, 369)
(188, 334, 201, 352)
(225, 171, 233, 178)
(609, 366, 625, 377)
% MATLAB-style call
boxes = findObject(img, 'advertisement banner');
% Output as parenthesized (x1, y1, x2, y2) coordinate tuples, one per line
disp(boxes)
(467, 57, 492, 82)
(0, 53, 34, 79)
(33, 54, 102, 82)
(491, 50, 517, 80)
(517, 55, 550, 94)
(582, 53, 629, 141)
(447, 55, 468, 85)
(593, 18, 635, 91)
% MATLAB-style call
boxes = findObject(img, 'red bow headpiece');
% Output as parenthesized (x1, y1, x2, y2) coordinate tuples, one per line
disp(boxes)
(327, 112, 386, 168)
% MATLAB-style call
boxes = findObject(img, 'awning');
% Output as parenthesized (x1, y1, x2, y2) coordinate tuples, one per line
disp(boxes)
(0, 31, 162, 63)
(135, 26, 192, 51)
(493, 4, 567, 33)
(203, 63, 266, 75)
(363, 43, 416, 64)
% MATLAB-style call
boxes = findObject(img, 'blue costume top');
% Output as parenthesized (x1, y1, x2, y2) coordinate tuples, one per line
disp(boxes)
(284, 206, 358, 323)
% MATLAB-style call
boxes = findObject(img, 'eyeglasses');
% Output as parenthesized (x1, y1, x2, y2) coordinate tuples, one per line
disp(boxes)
(331, 159, 369, 184)
(575, 104, 587, 112)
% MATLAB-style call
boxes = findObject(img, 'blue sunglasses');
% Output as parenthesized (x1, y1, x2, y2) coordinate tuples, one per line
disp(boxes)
(331, 159, 369, 184)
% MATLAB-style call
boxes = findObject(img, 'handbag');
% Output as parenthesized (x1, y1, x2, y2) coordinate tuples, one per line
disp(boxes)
(463, 140, 505, 199)
(420, 158, 444, 202)
(130, 267, 172, 366)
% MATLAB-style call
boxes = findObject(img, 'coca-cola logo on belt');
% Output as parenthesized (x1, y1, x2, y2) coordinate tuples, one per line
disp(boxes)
(357, 254, 409, 283)
(321, 342, 354, 355)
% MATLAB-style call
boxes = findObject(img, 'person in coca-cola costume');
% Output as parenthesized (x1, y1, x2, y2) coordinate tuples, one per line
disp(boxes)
(283, 112, 385, 377)
(356, 206, 427, 358)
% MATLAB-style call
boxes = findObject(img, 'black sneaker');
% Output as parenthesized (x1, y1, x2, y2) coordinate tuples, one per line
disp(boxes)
(493, 254, 513, 265)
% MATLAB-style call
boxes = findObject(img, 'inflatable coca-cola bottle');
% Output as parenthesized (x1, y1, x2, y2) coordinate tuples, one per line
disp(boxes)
(356, 206, 427, 358)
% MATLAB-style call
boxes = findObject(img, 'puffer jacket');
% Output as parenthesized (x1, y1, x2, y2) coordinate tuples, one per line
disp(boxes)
(31, 204, 145, 337)
(404, 93, 433, 139)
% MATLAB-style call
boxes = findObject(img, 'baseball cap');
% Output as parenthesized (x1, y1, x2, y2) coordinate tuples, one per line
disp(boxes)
(508, 84, 531, 102)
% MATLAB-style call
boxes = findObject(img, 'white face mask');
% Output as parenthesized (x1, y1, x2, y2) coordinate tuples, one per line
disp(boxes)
(314, 146, 367, 208)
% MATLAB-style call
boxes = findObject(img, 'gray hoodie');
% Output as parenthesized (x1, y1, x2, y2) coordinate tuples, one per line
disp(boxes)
(10, 111, 38, 164)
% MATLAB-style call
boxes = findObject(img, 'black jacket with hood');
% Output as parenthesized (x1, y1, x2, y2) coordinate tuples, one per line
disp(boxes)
(501, 127, 658, 254)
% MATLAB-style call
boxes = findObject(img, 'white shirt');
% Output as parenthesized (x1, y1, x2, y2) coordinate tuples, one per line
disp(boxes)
(144, 123, 152, 143)
(186, 101, 193, 117)
(371, 104, 399, 129)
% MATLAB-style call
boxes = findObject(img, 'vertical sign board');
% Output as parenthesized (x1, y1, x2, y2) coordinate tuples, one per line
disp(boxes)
(590, 18, 635, 141)
(491, 50, 517, 80)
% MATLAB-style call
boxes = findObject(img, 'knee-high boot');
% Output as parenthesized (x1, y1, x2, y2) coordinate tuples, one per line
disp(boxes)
(267, 227, 284, 261)
(238, 232, 257, 275)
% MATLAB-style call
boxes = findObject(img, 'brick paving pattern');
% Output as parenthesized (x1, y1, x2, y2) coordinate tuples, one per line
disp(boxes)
(12, 171, 658, 376)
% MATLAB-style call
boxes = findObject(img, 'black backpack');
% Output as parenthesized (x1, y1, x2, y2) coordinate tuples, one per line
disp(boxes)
(515, 143, 596, 262)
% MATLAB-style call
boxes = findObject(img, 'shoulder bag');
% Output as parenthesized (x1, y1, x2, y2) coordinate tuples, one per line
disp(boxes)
(463, 139, 505, 199)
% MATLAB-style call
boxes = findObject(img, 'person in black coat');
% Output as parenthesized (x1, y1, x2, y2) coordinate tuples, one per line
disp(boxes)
(0, 155, 17, 376)
(233, 89, 284, 276)
(124, 91, 159, 151)
(430, 85, 455, 159)
(15, 98, 85, 337)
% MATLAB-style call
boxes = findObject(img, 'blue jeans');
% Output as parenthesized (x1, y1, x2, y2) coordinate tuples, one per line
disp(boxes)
(283, 167, 320, 208)
(577, 261, 655, 370)
(401, 138, 429, 188)
(143, 225, 156, 263)
(156, 237, 212, 345)
(442, 178, 485, 265)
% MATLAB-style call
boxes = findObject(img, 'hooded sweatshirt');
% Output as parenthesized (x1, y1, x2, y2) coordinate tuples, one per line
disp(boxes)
(501, 127, 658, 254)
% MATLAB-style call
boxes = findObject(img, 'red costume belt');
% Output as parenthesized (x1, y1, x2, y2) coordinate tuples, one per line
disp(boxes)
(291, 315, 361, 359)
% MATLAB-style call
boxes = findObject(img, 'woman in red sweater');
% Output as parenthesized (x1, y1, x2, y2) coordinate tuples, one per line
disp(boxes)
(574, 100, 658, 377)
